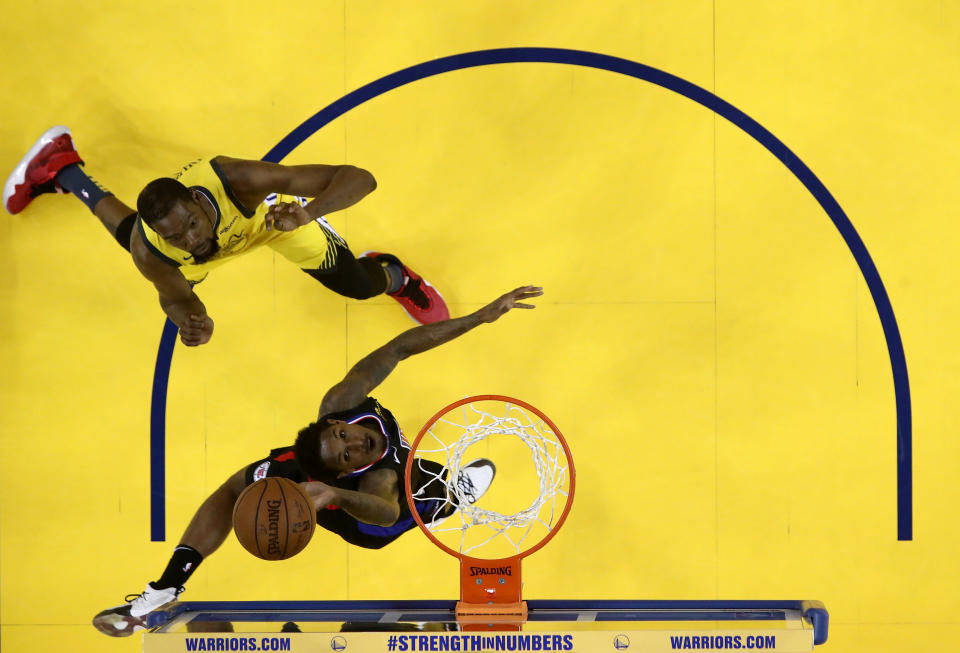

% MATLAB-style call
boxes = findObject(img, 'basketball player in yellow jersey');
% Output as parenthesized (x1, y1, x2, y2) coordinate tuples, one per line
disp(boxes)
(137, 157, 347, 284)
(4, 127, 450, 345)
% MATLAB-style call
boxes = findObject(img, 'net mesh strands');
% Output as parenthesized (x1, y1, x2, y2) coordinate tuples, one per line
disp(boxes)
(411, 400, 570, 556)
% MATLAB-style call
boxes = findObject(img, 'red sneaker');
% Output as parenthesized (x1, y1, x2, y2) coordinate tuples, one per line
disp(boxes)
(361, 252, 450, 324)
(4, 125, 83, 214)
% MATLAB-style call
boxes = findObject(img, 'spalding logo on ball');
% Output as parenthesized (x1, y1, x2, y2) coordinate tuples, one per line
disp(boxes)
(233, 477, 316, 560)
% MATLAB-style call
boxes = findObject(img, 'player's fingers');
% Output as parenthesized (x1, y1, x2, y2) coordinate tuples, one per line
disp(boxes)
(514, 303, 536, 309)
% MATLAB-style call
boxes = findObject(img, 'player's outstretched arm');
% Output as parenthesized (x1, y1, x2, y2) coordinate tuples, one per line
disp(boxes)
(177, 469, 248, 557)
(130, 227, 214, 346)
(318, 286, 544, 415)
(214, 157, 377, 232)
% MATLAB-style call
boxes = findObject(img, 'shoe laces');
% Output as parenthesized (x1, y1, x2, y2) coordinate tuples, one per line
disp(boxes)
(457, 470, 480, 504)
(124, 585, 182, 607)
(397, 278, 430, 310)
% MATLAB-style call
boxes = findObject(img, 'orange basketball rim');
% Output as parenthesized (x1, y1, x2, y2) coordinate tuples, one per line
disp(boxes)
(404, 395, 575, 625)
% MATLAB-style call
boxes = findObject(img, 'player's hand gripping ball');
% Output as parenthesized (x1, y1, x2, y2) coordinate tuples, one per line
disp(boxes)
(232, 478, 316, 560)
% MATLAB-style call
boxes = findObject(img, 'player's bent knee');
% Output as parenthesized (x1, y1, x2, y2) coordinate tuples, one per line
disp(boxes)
(302, 267, 382, 300)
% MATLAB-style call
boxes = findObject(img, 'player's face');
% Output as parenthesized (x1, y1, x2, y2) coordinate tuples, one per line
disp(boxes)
(153, 196, 219, 263)
(319, 420, 387, 477)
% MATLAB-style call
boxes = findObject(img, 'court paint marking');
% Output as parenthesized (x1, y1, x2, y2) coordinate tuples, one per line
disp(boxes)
(148, 47, 912, 541)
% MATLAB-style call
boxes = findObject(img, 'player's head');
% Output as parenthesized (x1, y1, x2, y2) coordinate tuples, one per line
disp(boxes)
(137, 178, 220, 263)
(294, 418, 389, 479)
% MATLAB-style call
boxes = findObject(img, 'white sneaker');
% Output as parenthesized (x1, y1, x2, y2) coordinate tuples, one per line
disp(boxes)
(457, 459, 495, 504)
(429, 459, 496, 526)
(92, 583, 183, 637)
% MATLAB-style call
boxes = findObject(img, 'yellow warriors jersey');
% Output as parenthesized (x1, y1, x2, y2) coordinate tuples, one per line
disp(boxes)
(137, 157, 346, 283)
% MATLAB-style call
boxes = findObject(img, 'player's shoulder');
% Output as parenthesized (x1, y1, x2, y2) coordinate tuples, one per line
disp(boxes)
(169, 157, 223, 197)
(172, 157, 210, 181)
(321, 395, 380, 419)
(364, 396, 398, 421)
(206, 156, 274, 216)
(207, 156, 265, 185)
(357, 397, 402, 434)
(268, 445, 297, 461)
(171, 155, 260, 187)
(247, 446, 300, 483)
(130, 216, 182, 271)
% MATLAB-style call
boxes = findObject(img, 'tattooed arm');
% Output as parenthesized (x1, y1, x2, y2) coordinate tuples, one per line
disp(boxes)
(317, 285, 543, 416)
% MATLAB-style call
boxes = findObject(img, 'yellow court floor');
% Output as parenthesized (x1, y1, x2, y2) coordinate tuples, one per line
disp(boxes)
(2, 2, 960, 652)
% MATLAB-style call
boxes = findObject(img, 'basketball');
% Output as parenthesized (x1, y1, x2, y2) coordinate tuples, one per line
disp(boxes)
(232, 477, 316, 561)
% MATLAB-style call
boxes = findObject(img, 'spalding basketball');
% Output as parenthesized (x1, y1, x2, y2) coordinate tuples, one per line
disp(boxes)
(232, 477, 316, 560)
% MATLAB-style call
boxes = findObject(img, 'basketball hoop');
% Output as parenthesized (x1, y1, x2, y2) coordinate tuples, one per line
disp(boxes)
(404, 395, 575, 625)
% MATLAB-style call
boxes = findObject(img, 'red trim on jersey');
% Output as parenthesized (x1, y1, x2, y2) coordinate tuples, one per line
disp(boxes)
(274, 451, 296, 462)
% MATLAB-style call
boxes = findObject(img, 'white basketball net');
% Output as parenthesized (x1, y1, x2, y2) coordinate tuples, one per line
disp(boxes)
(411, 399, 570, 556)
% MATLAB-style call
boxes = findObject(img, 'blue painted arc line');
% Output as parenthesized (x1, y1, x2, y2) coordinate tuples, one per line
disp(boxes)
(150, 318, 180, 541)
(150, 47, 912, 542)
